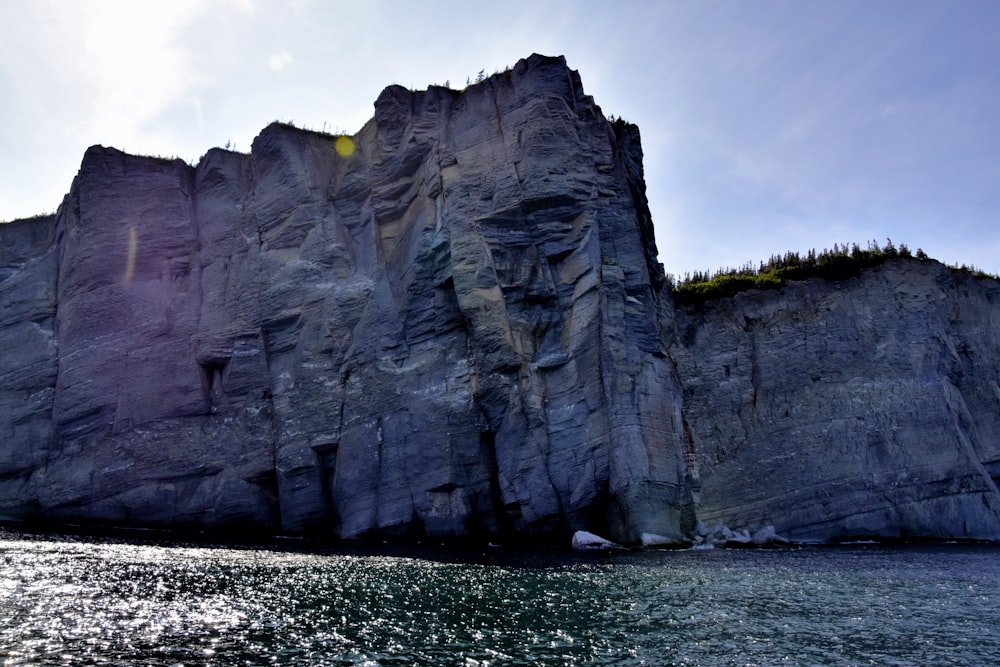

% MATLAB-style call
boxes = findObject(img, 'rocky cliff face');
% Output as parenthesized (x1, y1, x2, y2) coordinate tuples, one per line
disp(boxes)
(2, 54, 1000, 546)
(0, 54, 691, 545)
(672, 260, 1000, 542)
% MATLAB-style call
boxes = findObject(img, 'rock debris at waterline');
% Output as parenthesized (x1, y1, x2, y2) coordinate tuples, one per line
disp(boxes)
(3, 53, 1000, 547)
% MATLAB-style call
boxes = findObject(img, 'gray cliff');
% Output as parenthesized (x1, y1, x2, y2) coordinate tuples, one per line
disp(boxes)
(671, 260, 1000, 543)
(0, 55, 690, 545)
(2, 54, 999, 545)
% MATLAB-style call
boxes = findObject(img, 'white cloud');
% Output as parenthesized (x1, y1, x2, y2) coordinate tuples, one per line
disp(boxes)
(229, 0, 256, 14)
(267, 51, 293, 72)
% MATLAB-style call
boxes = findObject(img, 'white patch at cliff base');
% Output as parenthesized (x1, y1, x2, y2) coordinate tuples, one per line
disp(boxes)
(572, 531, 625, 551)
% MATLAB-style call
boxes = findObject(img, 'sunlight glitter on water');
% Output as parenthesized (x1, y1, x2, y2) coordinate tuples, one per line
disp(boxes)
(2, 531, 1000, 665)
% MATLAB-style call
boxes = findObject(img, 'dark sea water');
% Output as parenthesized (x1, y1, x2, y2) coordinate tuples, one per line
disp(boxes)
(1, 529, 998, 666)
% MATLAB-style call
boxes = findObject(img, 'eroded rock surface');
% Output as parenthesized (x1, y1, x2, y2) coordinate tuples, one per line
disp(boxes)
(672, 260, 1000, 542)
(3, 53, 1000, 545)
(0, 54, 690, 545)
(0, 215, 57, 519)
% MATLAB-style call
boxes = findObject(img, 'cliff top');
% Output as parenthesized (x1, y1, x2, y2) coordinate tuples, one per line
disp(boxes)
(672, 240, 1000, 306)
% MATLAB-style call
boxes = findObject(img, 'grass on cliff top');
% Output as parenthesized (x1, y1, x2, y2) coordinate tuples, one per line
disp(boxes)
(670, 240, 997, 306)
(0, 211, 57, 226)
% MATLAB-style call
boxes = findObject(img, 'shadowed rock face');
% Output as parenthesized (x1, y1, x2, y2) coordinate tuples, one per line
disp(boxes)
(672, 260, 1000, 542)
(0, 215, 57, 520)
(3, 54, 1000, 545)
(0, 54, 691, 545)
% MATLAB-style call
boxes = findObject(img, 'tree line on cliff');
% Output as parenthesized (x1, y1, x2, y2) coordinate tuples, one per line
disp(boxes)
(670, 239, 996, 305)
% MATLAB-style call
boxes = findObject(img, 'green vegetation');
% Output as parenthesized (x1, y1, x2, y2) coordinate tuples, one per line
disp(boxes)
(670, 239, 996, 306)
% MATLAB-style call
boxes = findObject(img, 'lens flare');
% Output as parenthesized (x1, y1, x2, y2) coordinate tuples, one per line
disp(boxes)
(124, 226, 138, 284)
(335, 135, 355, 158)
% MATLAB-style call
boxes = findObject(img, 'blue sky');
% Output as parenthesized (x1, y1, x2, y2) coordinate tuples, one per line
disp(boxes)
(2, 0, 998, 279)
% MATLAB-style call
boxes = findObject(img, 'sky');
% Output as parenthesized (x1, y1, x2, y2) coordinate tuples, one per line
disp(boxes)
(2, 0, 999, 279)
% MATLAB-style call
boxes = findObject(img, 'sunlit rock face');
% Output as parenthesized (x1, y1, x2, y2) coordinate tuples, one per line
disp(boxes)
(0, 54, 692, 544)
(4, 53, 1000, 546)
(672, 260, 1000, 542)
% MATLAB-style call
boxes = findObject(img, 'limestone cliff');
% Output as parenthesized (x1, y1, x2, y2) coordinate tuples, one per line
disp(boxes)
(3, 54, 1000, 546)
(0, 54, 690, 545)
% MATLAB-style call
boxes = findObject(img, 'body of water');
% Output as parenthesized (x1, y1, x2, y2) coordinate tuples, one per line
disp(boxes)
(1, 529, 998, 665)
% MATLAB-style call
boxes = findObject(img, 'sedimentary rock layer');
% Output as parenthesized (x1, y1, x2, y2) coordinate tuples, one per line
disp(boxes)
(0, 54, 691, 545)
(3, 53, 1000, 545)
(672, 260, 1000, 542)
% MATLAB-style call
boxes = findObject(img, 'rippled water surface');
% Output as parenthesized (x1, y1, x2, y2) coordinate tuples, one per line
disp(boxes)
(2, 530, 999, 665)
